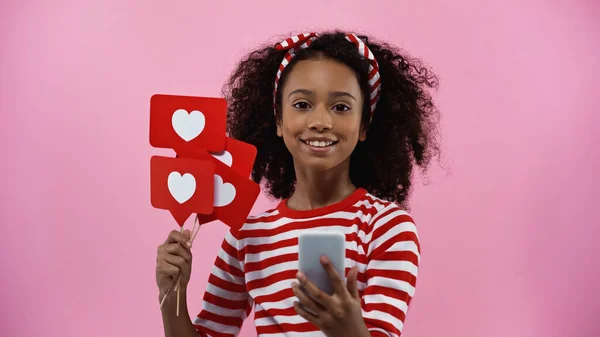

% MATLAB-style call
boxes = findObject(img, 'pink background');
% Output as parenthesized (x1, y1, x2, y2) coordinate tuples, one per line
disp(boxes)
(1, 1, 598, 336)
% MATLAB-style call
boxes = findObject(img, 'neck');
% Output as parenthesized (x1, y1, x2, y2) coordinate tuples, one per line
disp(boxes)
(287, 159, 357, 211)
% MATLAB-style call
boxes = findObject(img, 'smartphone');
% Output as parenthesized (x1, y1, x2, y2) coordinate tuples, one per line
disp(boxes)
(298, 231, 346, 295)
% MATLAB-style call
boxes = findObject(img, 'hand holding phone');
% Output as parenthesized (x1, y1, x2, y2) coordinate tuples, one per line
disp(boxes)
(293, 232, 368, 337)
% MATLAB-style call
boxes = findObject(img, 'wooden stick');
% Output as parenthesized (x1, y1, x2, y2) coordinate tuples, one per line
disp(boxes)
(191, 214, 201, 243)
(174, 217, 200, 294)
(174, 216, 200, 293)
(159, 276, 177, 307)
(174, 275, 180, 292)
(159, 216, 201, 312)
(176, 225, 184, 316)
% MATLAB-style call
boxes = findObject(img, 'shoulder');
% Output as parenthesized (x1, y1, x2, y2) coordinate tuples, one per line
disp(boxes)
(362, 192, 415, 227)
(246, 206, 281, 223)
(228, 206, 282, 239)
(363, 192, 420, 254)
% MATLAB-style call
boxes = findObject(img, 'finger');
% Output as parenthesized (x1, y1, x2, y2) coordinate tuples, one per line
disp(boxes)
(159, 255, 191, 285)
(164, 243, 193, 263)
(183, 229, 191, 239)
(296, 272, 333, 308)
(292, 281, 325, 314)
(164, 230, 192, 250)
(320, 256, 346, 295)
(162, 253, 188, 271)
(346, 267, 360, 299)
(293, 301, 321, 325)
(157, 261, 180, 278)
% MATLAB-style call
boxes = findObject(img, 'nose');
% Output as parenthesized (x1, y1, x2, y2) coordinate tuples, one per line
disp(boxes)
(307, 105, 332, 132)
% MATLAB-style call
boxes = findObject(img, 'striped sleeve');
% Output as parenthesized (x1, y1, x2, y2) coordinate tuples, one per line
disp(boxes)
(192, 229, 253, 337)
(361, 206, 420, 337)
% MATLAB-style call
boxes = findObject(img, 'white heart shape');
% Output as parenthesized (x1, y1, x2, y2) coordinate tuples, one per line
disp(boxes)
(171, 109, 205, 142)
(211, 150, 233, 167)
(213, 174, 236, 207)
(167, 171, 196, 204)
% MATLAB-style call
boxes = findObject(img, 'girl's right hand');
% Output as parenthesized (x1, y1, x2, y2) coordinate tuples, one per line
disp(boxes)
(156, 229, 193, 299)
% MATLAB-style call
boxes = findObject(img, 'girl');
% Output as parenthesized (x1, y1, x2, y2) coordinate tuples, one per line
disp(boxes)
(156, 31, 440, 337)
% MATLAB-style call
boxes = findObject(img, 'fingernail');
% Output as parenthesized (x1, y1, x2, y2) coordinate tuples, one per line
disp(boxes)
(296, 272, 303, 280)
(186, 241, 192, 247)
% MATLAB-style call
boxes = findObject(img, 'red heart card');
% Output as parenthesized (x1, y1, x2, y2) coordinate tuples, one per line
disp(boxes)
(178, 137, 257, 178)
(198, 158, 261, 230)
(178, 137, 258, 227)
(150, 156, 215, 226)
(149, 94, 227, 155)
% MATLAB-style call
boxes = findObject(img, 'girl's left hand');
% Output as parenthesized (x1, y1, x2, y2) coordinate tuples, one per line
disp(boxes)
(291, 256, 370, 337)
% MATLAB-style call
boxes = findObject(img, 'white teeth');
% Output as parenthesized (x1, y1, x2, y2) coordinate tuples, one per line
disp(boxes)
(306, 140, 333, 147)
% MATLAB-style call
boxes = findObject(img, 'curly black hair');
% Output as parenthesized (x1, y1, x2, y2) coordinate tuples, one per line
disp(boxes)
(222, 31, 440, 207)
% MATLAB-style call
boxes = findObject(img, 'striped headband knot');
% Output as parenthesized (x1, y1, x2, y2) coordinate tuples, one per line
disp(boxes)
(273, 33, 382, 120)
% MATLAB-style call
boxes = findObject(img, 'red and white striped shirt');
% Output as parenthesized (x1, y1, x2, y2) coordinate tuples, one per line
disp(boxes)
(192, 188, 421, 337)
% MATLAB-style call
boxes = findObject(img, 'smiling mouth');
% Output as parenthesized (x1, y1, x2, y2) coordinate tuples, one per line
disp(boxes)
(300, 139, 339, 148)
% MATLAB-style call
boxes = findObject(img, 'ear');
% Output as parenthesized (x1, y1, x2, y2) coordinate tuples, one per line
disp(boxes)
(276, 117, 283, 137)
(358, 127, 367, 142)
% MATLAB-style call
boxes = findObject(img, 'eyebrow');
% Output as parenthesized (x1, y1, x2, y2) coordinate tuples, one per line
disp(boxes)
(288, 89, 356, 101)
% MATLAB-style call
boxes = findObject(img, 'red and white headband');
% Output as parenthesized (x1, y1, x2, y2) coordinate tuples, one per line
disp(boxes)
(273, 33, 381, 120)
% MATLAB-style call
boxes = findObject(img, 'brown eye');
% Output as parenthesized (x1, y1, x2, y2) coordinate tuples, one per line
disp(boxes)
(333, 104, 350, 112)
(293, 102, 310, 110)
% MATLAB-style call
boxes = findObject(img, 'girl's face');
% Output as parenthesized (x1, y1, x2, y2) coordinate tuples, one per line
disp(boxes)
(277, 58, 366, 172)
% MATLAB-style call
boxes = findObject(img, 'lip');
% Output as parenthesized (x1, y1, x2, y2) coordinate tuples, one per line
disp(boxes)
(300, 138, 338, 154)
(300, 137, 338, 142)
